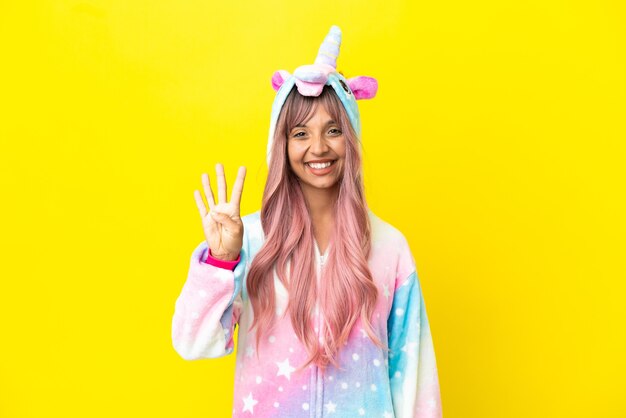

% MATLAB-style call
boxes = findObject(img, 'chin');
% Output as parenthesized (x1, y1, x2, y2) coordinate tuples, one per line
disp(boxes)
(307, 179, 340, 190)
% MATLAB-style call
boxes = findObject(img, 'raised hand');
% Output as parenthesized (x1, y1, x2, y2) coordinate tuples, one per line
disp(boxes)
(193, 164, 247, 261)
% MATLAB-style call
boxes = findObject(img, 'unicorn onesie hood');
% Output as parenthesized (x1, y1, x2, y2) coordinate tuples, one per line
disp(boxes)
(266, 24, 377, 166)
(172, 25, 442, 418)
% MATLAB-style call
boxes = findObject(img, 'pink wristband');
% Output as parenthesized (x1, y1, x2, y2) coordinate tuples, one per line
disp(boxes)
(204, 248, 241, 271)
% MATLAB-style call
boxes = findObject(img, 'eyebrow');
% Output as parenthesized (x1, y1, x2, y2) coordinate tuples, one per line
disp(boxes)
(293, 120, 337, 128)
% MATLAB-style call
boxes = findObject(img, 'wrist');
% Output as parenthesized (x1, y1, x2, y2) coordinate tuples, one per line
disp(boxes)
(208, 249, 239, 262)
(205, 249, 241, 271)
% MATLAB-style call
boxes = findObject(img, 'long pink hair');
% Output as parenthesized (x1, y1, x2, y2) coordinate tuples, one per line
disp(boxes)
(246, 85, 384, 373)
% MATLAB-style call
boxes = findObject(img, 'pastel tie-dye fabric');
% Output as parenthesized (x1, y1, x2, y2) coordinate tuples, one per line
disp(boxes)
(172, 210, 442, 417)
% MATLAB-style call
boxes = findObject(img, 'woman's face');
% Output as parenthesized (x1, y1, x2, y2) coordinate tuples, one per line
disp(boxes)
(287, 104, 346, 193)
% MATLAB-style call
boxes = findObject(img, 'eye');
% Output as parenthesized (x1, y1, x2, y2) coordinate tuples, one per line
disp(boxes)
(292, 131, 306, 138)
(329, 128, 342, 135)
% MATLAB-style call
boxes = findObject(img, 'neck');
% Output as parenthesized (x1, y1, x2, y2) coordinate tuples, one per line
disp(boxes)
(300, 182, 338, 223)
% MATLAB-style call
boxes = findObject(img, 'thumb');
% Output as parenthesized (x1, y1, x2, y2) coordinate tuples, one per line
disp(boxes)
(210, 211, 239, 231)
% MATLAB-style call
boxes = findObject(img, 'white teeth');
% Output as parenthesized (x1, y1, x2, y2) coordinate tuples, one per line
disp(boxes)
(307, 161, 332, 169)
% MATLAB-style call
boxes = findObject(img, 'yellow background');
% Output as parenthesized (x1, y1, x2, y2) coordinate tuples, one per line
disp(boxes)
(1, 1, 624, 417)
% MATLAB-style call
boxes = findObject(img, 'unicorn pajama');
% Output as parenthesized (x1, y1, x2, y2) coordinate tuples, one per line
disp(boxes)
(172, 25, 443, 417)
(172, 211, 442, 417)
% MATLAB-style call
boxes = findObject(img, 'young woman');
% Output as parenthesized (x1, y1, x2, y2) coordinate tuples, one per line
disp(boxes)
(172, 25, 442, 417)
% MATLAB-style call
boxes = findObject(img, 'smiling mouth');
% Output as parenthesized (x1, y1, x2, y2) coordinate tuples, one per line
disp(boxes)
(305, 160, 336, 169)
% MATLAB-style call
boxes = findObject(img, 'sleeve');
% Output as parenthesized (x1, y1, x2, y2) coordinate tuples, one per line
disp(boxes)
(204, 248, 241, 270)
(387, 268, 442, 418)
(171, 240, 246, 360)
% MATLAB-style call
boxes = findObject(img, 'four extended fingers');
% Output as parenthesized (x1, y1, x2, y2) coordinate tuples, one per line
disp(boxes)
(195, 164, 246, 218)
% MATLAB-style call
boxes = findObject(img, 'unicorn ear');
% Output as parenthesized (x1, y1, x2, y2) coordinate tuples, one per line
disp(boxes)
(271, 70, 292, 91)
(347, 76, 378, 99)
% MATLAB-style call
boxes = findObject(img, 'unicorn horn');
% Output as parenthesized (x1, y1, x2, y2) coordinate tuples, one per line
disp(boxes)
(314, 25, 342, 68)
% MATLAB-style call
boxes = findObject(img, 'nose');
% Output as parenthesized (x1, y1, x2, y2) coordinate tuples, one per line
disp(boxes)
(310, 133, 330, 155)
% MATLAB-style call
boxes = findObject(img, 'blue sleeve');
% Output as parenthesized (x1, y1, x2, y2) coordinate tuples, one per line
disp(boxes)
(387, 270, 442, 417)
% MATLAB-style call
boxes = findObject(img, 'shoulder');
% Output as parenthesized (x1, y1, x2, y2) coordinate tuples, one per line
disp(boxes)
(242, 210, 262, 229)
(241, 209, 265, 251)
(367, 209, 416, 282)
(368, 209, 411, 249)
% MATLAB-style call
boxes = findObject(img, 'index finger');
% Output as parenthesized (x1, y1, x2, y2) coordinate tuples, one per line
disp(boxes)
(229, 166, 247, 209)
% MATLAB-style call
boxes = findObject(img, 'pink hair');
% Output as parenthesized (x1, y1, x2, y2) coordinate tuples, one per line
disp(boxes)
(246, 86, 385, 373)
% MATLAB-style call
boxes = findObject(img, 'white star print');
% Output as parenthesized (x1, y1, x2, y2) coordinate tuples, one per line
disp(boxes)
(383, 411, 393, 418)
(383, 283, 390, 299)
(325, 401, 337, 413)
(359, 327, 368, 338)
(242, 392, 258, 414)
(276, 358, 296, 380)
